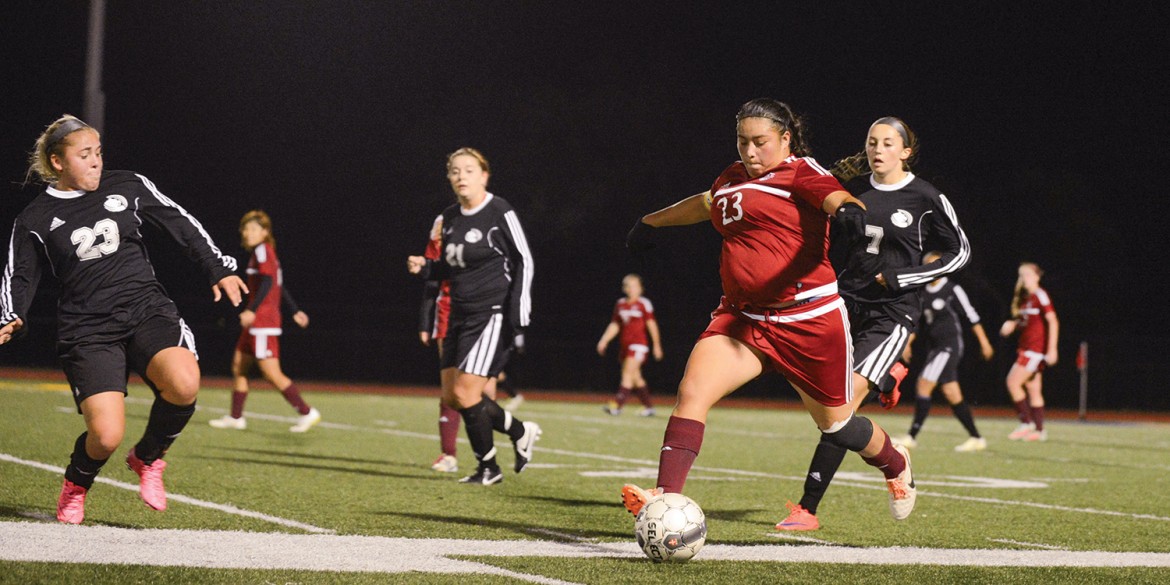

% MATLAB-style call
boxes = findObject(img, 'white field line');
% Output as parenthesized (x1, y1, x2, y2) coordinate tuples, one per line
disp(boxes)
(987, 538, 1070, 551)
(0, 453, 332, 534)
(3, 522, 1170, 572)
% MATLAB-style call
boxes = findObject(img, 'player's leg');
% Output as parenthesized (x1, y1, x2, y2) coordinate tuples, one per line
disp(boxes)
(1006, 360, 1035, 439)
(626, 353, 655, 416)
(257, 355, 319, 432)
(606, 348, 636, 415)
(1023, 372, 1046, 441)
(211, 348, 252, 429)
(904, 349, 947, 446)
(943, 381, 985, 451)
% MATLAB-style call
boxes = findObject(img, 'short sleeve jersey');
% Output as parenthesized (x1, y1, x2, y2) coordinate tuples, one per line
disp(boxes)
(246, 243, 283, 329)
(1017, 287, 1054, 353)
(921, 277, 981, 349)
(612, 296, 655, 347)
(708, 156, 843, 307)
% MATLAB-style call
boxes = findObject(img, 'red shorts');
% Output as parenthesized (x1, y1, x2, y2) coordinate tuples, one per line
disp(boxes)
(1016, 350, 1047, 373)
(237, 328, 281, 360)
(701, 295, 853, 407)
(621, 343, 649, 363)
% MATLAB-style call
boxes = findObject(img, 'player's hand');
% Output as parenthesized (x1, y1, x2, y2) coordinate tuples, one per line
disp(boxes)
(0, 318, 24, 345)
(653, 345, 664, 361)
(293, 310, 310, 328)
(213, 275, 248, 306)
(596, 341, 607, 356)
(833, 202, 867, 245)
(626, 219, 657, 256)
(999, 320, 1016, 337)
(419, 331, 431, 346)
(239, 309, 256, 328)
(407, 256, 426, 274)
(981, 344, 994, 361)
(1045, 350, 1058, 366)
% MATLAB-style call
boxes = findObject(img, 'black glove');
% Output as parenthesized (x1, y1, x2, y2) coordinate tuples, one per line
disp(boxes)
(834, 202, 866, 245)
(626, 219, 657, 255)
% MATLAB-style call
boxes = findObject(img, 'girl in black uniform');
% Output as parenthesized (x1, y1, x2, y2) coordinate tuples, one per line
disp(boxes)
(0, 115, 247, 524)
(778, 117, 971, 531)
(407, 147, 540, 485)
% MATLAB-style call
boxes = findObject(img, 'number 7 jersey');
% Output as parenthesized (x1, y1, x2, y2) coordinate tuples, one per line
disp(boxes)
(1, 170, 238, 343)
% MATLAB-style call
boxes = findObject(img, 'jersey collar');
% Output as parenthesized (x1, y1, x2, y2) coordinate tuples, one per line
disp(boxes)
(460, 192, 494, 216)
(869, 172, 916, 192)
(45, 186, 87, 199)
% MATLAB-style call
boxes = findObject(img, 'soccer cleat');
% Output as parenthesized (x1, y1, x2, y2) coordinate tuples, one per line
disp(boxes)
(893, 434, 918, 449)
(621, 483, 663, 516)
(603, 401, 621, 416)
(1022, 429, 1047, 442)
(208, 415, 247, 430)
(459, 465, 503, 485)
(954, 437, 987, 452)
(513, 421, 542, 473)
(290, 407, 321, 433)
(56, 479, 88, 524)
(886, 443, 916, 521)
(1008, 422, 1036, 440)
(431, 454, 458, 473)
(504, 394, 525, 412)
(880, 362, 908, 409)
(775, 501, 819, 531)
(639, 407, 656, 417)
(125, 450, 168, 511)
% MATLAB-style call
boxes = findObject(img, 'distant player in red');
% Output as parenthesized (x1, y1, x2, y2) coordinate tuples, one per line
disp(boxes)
(1000, 262, 1059, 442)
(419, 214, 462, 473)
(597, 274, 663, 416)
(209, 210, 319, 433)
(620, 98, 915, 525)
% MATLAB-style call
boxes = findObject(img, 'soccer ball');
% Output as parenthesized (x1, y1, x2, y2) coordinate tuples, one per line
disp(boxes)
(634, 493, 707, 562)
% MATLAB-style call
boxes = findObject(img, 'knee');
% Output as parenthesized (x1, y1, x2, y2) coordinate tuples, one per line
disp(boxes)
(88, 427, 124, 458)
(821, 415, 874, 452)
(164, 367, 201, 404)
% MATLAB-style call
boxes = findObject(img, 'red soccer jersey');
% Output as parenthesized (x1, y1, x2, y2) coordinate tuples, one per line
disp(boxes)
(1017, 287, 1054, 353)
(246, 243, 283, 330)
(424, 214, 452, 338)
(612, 296, 656, 347)
(709, 156, 843, 307)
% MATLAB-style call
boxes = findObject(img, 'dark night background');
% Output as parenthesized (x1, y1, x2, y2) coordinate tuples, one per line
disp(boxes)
(2, 2, 1166, 411)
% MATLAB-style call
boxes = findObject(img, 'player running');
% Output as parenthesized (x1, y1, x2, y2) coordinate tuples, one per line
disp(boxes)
(1000, 262, 1059, 442)
(0, 115, 246, 524)
(597, 274, 663, 416)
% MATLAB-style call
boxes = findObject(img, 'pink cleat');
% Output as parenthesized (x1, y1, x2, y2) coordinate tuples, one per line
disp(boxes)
(126, 450, 168, 511)
(776, 500, 820, 531)
(56, 479, 88, 524)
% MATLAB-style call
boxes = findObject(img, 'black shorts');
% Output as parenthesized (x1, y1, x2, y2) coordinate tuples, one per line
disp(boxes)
(919, 342, 963, 385)
(58, 309, 198, 411)
(847, 296, 919, 387)
(440, 310, 514, 378)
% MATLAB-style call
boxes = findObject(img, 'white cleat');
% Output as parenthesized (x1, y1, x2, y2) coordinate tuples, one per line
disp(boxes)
(431, 454, 458, 473)
(513, 421, 542, 473)
(892, 434, 917, 449)
(290, 407, 321, 433)
(887, 443, 917, 521)
(954, 436, 987, 452)
(209, 415, 246, 430)
(1008, 422, 1036, 440)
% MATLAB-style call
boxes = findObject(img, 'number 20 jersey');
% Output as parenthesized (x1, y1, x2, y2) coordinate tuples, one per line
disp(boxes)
(1, 170, 238, 344)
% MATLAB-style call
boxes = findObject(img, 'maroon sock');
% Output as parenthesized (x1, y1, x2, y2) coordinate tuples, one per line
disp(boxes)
(230, 391, 247, 419)
(280, 384, 311, 415)
(1013, 399, 1033, 423)
(657, 416, 705, 493)
(439, 403, 460, 456)
(633, 386, 653, 408)
(1031, 405, 1045, 431)
(861, 432, 906, 480)
(614, 386, 631, 408)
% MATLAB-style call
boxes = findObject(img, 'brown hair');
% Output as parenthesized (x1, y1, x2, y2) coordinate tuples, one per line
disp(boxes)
(736, 98, 811, 157)
(239, 209, 276, 251)
(871, 116, 920, 171)
(1010, 262, 1044, 318)
(26, 114, 98, 185)
(446, 147, 490, 174)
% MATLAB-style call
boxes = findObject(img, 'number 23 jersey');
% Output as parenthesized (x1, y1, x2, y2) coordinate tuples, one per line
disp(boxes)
(1, 170, 238, 343)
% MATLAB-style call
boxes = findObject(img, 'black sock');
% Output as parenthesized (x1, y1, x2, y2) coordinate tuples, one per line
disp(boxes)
(64, 432, 108, 490)
(951, 401, 981, 438)
(460, 400, 499, 470)
(909, 396, 932, 438)
(483, 397, 526, 442)
(798, 438, 849, 515)
(134, 398, 196, 464)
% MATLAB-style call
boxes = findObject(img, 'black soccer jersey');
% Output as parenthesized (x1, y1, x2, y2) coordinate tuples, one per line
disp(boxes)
(1, 170, 238, 344)
(422, 193, 533, 328)
(831, 172, 970, 305)
(921, 277, 981, 350)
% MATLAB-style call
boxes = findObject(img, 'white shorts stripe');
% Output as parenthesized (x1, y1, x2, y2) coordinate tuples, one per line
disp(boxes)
(857, 325, 909, 383)
(922, 350, 951, 383)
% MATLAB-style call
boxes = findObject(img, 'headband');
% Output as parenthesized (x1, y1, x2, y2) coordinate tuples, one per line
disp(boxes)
(45, 119, 92, 151)
(873, 116, 910, 146)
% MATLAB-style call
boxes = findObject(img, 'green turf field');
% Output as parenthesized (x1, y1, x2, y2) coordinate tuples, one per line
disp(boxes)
(1, 379, 1168, 584)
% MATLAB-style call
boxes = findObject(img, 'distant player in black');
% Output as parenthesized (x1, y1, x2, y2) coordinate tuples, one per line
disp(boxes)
(897, 251, 994, 452)
(0, 115, 246, 524)
(778, 117, 971, 531)
(407, 147, 540, 485)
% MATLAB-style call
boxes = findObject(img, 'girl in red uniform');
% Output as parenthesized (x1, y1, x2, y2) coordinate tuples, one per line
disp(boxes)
(621, 99, 916, 523)
(209, 210, 319, 432)
(1000, 262, 1059, 441)
(597, 274, 663, 416)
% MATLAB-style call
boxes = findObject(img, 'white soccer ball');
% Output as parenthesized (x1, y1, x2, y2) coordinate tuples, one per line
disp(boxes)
(634, 492, 707, 562)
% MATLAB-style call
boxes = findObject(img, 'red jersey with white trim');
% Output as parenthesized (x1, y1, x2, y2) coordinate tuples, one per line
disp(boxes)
(1017, 287, 1054, 353)
(708, 157, 843, 307)
(423, 215, 452, 337)
(246, 243, 283, 330)
(612, 296, 655, 347)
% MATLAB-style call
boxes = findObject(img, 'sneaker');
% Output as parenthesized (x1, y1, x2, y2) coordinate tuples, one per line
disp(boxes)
(880, 362, 908, 409)
(775, 501, 819, 531)
(639, 408, 656, 417)
(208, 415, 246, 430)
(125, 450, 168, 511)
(1022, 429, 1047, 442)
(56, 479, 88, 524)
(1008, 422, 1036, 440)
(621, 483, 663, 516)
(513, 421, 542, 473)
(954, 437, 987, 452)
(886, 443, 916, 521)
(290, 407, 321, 433)
(603, 401, 621, 416)
(431, 454, 458, 473)
(459, 465, 503, 485)
(504, 394, 525, 412)
(893, 434, 918, 449)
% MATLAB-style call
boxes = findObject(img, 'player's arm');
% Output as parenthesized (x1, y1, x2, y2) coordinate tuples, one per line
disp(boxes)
(954, 284, 994, 360)
(596, 322, 620, 356)
(971, 323, 994, 361)
(500, 209, 534, 330)
(641, 192, 712, 227)
(419, 281, 440, 345)
(1044, 311, 1060, 365)
(646, 318, 664, 361)
(999, 319, 1018, 337)
(901, 332, 916, 362)
(0, 219, 45, 343)
(882, 195, 971, 291)
(281, 287, 309, 328)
